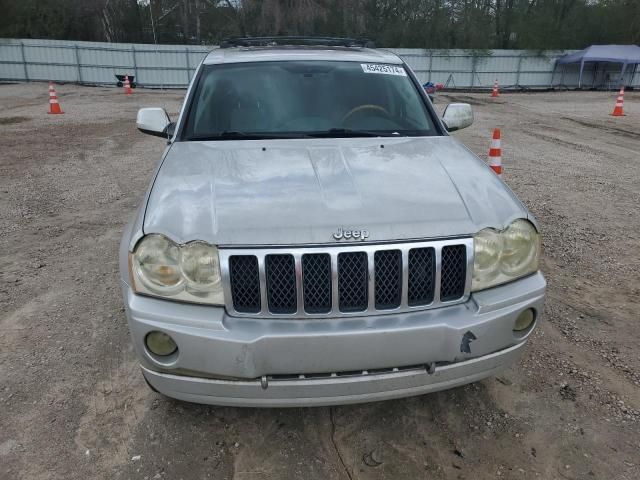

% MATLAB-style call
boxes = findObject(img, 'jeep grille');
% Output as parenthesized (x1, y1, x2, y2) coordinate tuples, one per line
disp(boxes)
(220, 239, 472, 318)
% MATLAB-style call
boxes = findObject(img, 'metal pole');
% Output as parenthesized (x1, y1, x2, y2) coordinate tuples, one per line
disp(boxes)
(185, 47, 191, 83)
(470, 54, 477, 89)
(619, 62, 628, 89)
(149, 2, 158, 44)
(74, 44, 82, 83)
(579, 60, 584, 89)
(515, 54, 523, 89)
(20, 41, 29, 82)
(428, 50, 433, 81)
(132, 45, 138, 83)
(157, 46, 163, 90)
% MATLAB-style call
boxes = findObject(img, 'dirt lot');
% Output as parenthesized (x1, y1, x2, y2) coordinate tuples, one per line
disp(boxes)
(1, 83, 639, 480)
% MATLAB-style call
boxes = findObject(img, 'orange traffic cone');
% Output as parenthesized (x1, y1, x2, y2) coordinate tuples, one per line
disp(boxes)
(491, 79, 500, 98)
(611, 87, 625, 116)
(48, 82, 64, 114)
(123, 74, 133, 96)
(488, 128, 502, 176)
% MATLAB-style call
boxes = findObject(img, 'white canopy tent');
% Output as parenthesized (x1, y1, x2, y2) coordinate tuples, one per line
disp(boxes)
(554, 44, 640, 88)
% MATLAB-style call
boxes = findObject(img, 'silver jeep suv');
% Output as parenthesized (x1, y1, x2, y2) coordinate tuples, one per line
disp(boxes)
(121, 37, 545, 407)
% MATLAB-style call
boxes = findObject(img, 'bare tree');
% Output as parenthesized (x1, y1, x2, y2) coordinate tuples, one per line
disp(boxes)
(1, 0, 637, 49)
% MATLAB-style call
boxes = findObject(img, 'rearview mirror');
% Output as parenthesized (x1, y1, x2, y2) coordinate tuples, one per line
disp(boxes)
(137, 108, 171, 138)
(442, 103, 473, 132)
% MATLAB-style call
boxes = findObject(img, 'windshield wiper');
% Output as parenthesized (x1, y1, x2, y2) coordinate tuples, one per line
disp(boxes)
(188, 129, 410, 141)
(307, 128, 403, 138)
(188, 131, 309, 141)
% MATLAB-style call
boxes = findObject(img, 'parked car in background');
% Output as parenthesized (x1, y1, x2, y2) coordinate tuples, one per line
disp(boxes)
(121, 37, 545, 407)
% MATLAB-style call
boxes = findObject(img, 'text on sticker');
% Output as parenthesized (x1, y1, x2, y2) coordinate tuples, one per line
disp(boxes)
(361, 64, 407, 76)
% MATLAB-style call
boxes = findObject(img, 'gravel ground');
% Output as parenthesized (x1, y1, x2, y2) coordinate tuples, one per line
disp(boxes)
(1, 83, 639, 480)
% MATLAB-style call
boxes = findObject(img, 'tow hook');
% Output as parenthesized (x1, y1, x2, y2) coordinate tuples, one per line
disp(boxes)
(261, 375, 269, 390)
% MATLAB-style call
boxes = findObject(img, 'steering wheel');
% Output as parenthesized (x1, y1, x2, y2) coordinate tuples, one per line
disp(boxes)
(342, 104, 391, 124)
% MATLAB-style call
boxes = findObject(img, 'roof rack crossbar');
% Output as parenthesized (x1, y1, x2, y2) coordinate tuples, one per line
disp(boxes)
(220, 36, 375, 49)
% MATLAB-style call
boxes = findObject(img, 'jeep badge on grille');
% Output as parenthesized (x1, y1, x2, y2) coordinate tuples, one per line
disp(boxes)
(333, 227, 370, 241)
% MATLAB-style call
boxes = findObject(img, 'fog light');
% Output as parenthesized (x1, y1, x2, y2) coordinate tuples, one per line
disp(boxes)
(514, 309, 535, 332)
(145, 331, 177, 356)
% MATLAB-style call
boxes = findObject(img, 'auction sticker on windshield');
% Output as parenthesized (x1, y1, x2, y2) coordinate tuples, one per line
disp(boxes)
(361, 64, 407, 76)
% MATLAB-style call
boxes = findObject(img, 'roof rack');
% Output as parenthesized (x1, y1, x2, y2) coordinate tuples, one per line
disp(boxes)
(220, 36, 376, 49)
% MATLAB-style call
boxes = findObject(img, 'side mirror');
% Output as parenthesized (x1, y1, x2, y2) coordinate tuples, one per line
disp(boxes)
(442, 103, 473, 132)
(137, 107, 171, 138)
(166, 122, 176, 138)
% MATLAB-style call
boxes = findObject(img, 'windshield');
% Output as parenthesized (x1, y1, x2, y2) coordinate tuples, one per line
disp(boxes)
(182, 61, 437, 140)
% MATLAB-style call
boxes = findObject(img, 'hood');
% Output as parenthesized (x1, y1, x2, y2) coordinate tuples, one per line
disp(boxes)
(143, 136, 527, 246)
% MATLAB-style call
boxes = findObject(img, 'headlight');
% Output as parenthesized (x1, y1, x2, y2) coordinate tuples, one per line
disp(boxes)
(472, 219, 540, 292)
(130, 234, 224, 305)
(132, 234, 183, 294)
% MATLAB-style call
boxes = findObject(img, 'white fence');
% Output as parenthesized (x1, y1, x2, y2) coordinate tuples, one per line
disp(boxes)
(1, 38, 639, 89)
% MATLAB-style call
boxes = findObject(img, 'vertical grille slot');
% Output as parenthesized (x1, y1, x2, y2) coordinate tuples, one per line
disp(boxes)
(440, 245, 467, 301)
(229, 255, 261, 313)
(338, 252, 368, 312)
(302, 254, 332, 314)
(374, 250, 402, 310)
(408, 247, 435, 306)
(265, 254, 297, 314)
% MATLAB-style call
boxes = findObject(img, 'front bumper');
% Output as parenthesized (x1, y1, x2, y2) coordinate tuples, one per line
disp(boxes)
(141, 342, 524, 407)
(122, 272, 545, 407)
